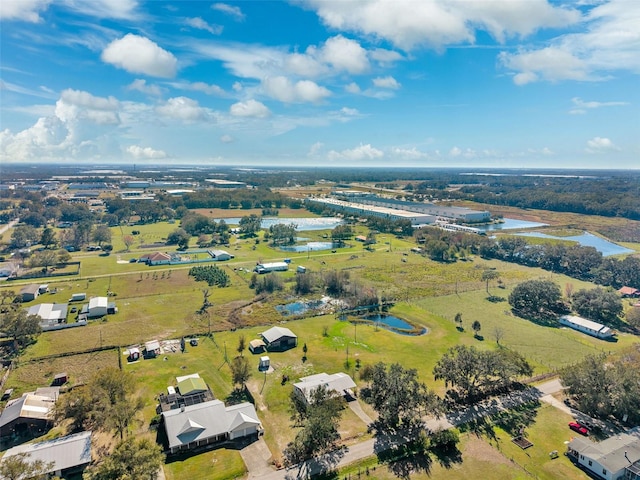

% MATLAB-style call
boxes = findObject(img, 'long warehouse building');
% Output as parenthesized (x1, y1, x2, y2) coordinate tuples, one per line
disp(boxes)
(306, 197, 436, 226)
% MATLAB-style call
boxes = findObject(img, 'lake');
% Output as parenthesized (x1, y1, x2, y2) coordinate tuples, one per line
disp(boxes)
(516, 231, 633, 257)
(477, 218, 548, 231)
(217, 217, 344, 231)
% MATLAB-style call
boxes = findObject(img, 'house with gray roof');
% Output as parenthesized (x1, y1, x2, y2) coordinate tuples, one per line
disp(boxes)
(293, 372, 356, 404)
(27, 303, 68, 331)
(162, 399, 261, 453)
(0, 391, 57, 438)
(0, 431, 92, 478)
(261, 326, 297, 352)
(567, 428, 640, 480)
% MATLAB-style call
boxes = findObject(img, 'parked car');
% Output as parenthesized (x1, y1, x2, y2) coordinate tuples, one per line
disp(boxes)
(569, 421, 589, 436)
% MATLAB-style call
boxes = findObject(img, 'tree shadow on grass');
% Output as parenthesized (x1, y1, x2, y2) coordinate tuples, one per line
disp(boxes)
(492, 400, 540, 437)
(374, 431, 433, 480)
(458, 417, 497, 442)
(430, 444, 463, 469)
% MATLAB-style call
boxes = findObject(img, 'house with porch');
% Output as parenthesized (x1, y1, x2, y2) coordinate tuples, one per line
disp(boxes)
(161, 399, 261, 454)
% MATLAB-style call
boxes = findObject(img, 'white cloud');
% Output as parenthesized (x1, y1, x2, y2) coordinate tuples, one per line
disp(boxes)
(229, 99, 270, 118)
(320, 35, 369, 74)
(569, 97, 629, 114)
(284, 52, 328, 78)
(308, 142, 324, 156)
(0, 0, 51, 22)
(262, 76, 331, 103)
(328, 144, 384, 161)
(345, 82, 361, 94)
(56, 89, 120, 125)
(126, 79, 164, 96)
(372, 76, 401, 89)
(369, 48, 404, 64)
(232, 82, 243, 92)
(185, 17, 223, 35)
(391, 147, 429, 160)
(449, 146, 462, 157)
(212, 2, 245, 21)
(170, 81, 226, 96)
(62, 0, 140, 20)
(220, 134, 234, 143)
(340, 107, 359, 116)
(585, 136, 620, 153)
(156, 97, 207, 122)
(126, 144, 167, 159)
(501, 0, 640, 84)
(541, 147, 554, 155)
(304, 0, 579, 50)
(101, 34, 177, 78)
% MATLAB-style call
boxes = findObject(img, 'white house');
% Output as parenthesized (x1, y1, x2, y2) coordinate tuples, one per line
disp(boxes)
(293, 372, 356, 404)
(567, 429, 640, 480)
(560, 315, 613, 339)
(162, 399, 261, 453)
(27, 303, 68, 330)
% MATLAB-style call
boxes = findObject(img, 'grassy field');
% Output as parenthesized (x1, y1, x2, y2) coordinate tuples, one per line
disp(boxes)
(1, 207, 638, 480)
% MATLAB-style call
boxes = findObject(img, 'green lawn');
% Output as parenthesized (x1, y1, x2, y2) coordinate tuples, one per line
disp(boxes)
(163, 448, 246, 480)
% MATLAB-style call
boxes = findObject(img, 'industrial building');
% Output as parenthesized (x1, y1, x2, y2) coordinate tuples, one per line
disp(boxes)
(306, 197, 436, 226)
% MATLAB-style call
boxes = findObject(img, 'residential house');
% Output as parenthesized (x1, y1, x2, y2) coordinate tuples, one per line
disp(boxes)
(19, 284, 40, 302)
(27, 303, 68, 331)
(619, 286, 639, 298)
(140, 252, 172, 265)
(567, 428, 640, 480)
(261, 326, 297, 352)
(0, 431, 92, 478)
(162, 399, 261, 454)
(293, 372, 356, 404)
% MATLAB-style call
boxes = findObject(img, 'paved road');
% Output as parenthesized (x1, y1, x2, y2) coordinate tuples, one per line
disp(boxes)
(242, 379, 569, 480)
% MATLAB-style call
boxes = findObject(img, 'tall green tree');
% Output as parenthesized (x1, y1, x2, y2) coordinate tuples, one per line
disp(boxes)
(481, 269, 499, 295)
(508, 279, 564, 321)
(91, 224, 112, 246)
(571, 287, 623, 324)
(230, 356, 251, 390)
(283, 385, 345, 466)
(239, 214, 262, 237)
(0, 307, 41, 351)
(83, 438, 164, 480)
(40, 227, 57, 249)
(361, 362, 441, 434)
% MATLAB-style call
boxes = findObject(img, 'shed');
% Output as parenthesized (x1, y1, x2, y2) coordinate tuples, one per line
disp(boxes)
(127, 347, 140, 361)
(0, 431, 92, 478)
(261, 326, 297, 352)
(52, 373, 68, 386)
(144, 339, 161, 357)
(259, 356, 270, 371)
(20, 284, 40, 302)
(559, 315, 613, 339)
(87, 297, 108, 318)
(296, 265, 307, 273)
(38, 285, 49, 294)
(248, 339, 266, 354)
(70, 293, 86, 302)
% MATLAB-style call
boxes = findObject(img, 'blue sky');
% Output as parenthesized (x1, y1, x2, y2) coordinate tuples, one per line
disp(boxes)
(1, 0, 638, 168)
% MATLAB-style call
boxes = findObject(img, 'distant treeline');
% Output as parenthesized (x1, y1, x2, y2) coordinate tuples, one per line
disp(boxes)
(414, 227, 640, 289)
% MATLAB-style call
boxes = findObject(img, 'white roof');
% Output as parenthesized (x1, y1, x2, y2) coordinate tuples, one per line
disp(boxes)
(261, 326, 296, 343)
(175, 373, 201, 383)
(1, 431, 92, 474)
(27, 303, 66, 322)
(162, 400, 260, 449)
(88, 297, 108, 309)
(294, 372, 356, 403)
(145, 339, 161, 351)
(210, 249, 230, 256)
(560, 315, 611, 334)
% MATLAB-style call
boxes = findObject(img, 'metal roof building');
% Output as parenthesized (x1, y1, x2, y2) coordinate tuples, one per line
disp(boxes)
(1, 431, 92, 478)
(294, 372, 356, 404)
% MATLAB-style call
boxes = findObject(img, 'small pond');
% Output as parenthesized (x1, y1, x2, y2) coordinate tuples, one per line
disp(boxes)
(276, 299, 325, 316)
(279, 241, 337, 253)
(516, 231, 633, 257)
(349, 314, 427, 336)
